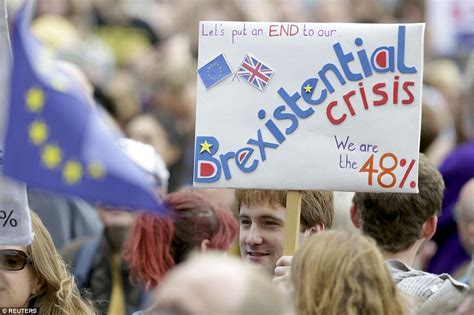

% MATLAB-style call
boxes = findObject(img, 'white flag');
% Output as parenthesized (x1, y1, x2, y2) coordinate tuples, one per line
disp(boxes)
(0, 0, 33, 246)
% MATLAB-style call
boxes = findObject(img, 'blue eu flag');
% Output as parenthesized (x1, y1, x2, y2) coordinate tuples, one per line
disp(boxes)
(3, 1, 165, 213)
(197, 53, 232, 89)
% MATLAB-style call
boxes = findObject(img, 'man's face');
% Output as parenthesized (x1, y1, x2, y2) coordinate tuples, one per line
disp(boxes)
(239, 202, 286, 274)
(457, 206, 474, 254)
(457, 180, 474, 254)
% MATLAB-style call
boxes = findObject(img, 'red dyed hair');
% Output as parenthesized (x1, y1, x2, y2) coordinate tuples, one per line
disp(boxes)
(123, 191, 238, 289)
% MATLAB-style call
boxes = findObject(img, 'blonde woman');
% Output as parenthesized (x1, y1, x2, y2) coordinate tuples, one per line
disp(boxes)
(0, 211, 94, 314)
(292, 230, 407, 315)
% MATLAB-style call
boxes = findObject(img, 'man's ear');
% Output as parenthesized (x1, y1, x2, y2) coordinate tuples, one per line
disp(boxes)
(200, 239, 210, 251)
(421, 216, 438, 240)
(307, 223, 325, 236)
(350, 203, 361, 229)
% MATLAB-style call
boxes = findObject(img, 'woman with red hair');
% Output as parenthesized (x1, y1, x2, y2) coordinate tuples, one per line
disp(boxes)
(123, 190, 238, 290)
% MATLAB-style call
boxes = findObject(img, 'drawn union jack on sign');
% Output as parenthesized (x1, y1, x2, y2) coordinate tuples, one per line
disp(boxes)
(237, 54, 274, 91)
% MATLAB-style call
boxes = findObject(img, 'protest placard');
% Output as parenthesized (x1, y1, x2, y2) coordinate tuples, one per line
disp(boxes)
(194, 22, 424, 193)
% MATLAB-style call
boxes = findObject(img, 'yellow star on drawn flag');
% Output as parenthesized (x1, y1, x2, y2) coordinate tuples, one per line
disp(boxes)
(200, 140, 213, 154)
(88, 162, 106, 179)
(41, 145, 62, 169)
(25, 87, 45, 112)
(303, 84, 313, 93)
(29, 121, 48, 145)
(63, 161, 82, 184)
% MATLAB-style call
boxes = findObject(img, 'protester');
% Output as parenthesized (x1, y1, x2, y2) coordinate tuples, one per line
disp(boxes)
(416, 291, 471, 315)
(236, 189, 334, 274)
(0, 211, 94, 314)
(292, 230, 407, 315)
(454, 179, 474, 283)
(351, 153, 468, 311)
(61, 139, 167, 315)
(123, 190, 238, 290)
(125, 111, 189, 192)
(27, 188, 103, 250)
(427, 54, 474, 276)
(139, 253, 290, 315)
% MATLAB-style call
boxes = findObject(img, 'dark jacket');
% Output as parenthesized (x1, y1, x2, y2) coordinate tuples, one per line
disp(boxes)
(61, 233, 147, 315)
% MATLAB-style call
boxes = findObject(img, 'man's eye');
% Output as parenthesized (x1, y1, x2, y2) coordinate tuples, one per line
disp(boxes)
(264, 220, 279, 226)
(240, 219, 251, 226)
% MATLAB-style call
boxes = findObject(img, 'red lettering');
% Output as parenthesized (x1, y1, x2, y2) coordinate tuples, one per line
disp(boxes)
(402, 81, 415, 105)
(393, 76, 399, 104)
(269, 25, 278, 36)
(376, 50, 387, 68)
(372, 82, 388, 106)
(358, 82, 369, 110)
(343, 90, 356, 116)
(326, 101, 346, 125)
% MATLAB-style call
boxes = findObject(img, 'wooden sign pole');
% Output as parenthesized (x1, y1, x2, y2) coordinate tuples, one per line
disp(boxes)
(283, 190, 302, 256)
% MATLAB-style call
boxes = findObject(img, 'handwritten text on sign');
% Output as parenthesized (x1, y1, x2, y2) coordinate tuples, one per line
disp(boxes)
(194, 22, 424, 192)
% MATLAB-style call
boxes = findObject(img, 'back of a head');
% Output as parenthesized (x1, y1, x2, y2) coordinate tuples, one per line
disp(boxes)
(147, 253, 289, 315)
(353, 154, 444, 252)
(235, 189, 334, 229)
(291, 230, 406, 315)
(123, 191, 238, 289)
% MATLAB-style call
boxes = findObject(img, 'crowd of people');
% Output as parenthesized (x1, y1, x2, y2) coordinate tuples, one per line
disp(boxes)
(0, 0, 473, 314)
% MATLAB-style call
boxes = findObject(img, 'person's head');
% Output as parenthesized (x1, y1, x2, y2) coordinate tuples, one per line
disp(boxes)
(144, 253, 289, 315)
(123, 191, 238, 289)
(351, 153, 444, 253)
(420, 103, 441, 153)
(456, 179, 474, 254)
(292, 230, 406, 315)
(236, 189, 334, 273)
(0, 211, 93, 313)
(125, 111, 184, 168)
(98, 138, 169, 250)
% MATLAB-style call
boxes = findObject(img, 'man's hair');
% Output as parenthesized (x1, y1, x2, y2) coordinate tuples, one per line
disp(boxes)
(353, 153, 444, 252)
(236, 189, 334, 230)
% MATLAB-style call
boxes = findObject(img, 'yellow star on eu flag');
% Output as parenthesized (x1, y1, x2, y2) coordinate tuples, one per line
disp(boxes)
(303, 84, 313, 93)
(41, 144, 62, 169)
(200, 140, 213, 154)
(28, 120, 48, 145)
(25, 87, 45, 112)
(50, 76, 68, 92)
(88, 162, 106, 179)
(63, 160, 82, 184)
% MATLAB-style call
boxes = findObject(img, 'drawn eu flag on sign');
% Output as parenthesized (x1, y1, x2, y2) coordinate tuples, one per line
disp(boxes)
(3, 0, 165, 213)
(197, 53, 232, 89)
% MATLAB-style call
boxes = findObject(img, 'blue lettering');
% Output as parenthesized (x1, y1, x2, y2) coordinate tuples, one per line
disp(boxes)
(300, 78, 327, 105)
(247, 129, 278, 161)
(333, 42, 363, 81)
(397, 25, 417, 73)
(318, 63, 346, 93)
(278, 88, 314, 118)
(273, 105, 298, 135)
(194, 136, 221, 183)
(235, 147, 258, 173)
(219, 151, 236, 180)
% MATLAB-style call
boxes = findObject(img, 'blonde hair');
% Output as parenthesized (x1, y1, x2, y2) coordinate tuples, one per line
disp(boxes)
(292, 230, 406, 315)
(26, 211, 95, 314)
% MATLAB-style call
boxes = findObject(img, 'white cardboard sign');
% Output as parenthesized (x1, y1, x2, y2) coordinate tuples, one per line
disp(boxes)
(194, 22, 424, 193)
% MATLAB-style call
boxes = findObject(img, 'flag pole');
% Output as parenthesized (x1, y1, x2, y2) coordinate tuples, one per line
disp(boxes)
(283, 190, 302, 255)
